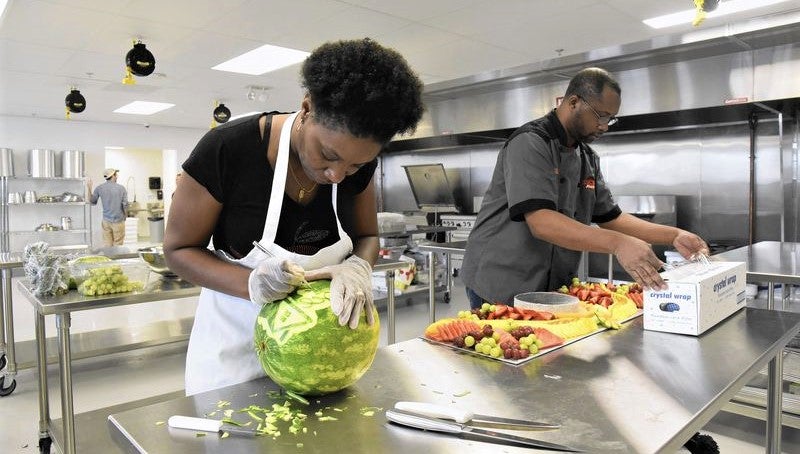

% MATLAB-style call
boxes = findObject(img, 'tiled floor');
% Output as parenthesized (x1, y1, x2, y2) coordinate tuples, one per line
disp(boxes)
(2, 279, 800, 452)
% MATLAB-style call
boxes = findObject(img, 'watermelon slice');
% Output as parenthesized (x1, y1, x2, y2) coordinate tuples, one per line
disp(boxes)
(425, 319, 482, 342)
(533, 328, 564, 349)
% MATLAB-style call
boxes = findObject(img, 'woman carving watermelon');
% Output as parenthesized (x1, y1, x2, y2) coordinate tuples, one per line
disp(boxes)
(164, 39, 424, 395)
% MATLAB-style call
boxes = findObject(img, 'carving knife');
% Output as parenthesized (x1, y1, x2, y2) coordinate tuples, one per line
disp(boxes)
(168, 415, 256, 437)
(386, 409, 582, 452)
(394, 401, 560, 430)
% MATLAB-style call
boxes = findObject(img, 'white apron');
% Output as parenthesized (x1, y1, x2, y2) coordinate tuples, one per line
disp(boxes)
(185, 112, 354, 395)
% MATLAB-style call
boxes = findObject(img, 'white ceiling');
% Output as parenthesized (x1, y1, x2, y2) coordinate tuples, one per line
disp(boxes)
(1, 0, 798, 130)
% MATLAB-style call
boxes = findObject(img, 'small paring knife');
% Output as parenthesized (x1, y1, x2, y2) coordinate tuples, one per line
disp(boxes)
(394, 401, 560, 430)
(168, 415, 256, 437)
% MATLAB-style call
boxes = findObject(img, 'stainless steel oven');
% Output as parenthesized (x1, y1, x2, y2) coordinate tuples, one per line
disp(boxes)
(439, 214, 476, 277)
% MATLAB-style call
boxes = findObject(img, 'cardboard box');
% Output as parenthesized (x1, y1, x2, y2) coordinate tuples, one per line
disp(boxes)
(643, 261, 746, 335)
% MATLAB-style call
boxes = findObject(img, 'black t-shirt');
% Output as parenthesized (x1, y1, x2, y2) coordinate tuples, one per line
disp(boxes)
(182, 113, 377, 259)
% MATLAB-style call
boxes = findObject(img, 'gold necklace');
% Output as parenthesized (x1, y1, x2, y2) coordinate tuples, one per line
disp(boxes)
(289, 155, 317, 201)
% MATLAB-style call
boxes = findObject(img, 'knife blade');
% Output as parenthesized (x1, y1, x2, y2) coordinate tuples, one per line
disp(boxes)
(394, 401, 560, 430)
(386, 409, 582, 452)
(168, 415, 256, 437)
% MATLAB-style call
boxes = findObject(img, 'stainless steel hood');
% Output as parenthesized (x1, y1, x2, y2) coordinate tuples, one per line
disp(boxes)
(391, 10, 800, 150)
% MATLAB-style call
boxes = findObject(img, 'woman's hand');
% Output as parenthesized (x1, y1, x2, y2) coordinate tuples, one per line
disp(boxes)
(247, 258, 306, 306)
(305, 256, 375, 329)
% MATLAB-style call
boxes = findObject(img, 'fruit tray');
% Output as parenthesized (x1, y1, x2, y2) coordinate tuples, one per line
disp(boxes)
(422, 310, 642, 366)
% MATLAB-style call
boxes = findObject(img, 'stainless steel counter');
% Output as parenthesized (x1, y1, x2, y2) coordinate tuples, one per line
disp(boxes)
(0, 250, 141, 398)
(714, 241, 800, 287)
(20, 276, 202, 454)
(714, 241, 800, 446)
(19, 257, 409, 454)
(59, 307, 799, 453)
(0, 253, 24, 397)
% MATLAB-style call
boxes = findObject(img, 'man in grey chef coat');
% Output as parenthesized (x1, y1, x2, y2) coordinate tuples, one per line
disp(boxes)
(460, 68, 709, 308)
(89, 168, 129, 247)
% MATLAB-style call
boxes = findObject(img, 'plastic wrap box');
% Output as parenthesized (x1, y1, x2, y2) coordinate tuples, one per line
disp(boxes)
(643, 261, 746, 336)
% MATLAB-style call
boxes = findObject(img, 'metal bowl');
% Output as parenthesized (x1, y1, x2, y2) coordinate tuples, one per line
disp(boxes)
(138, 246, 178, 278)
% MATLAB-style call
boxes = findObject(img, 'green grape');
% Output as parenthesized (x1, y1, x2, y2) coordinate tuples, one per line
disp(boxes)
(490, 346, 502, 358)
(480, 302, 491, 312)
(464, 336, 475, 347)
(528, 344, 539, 354)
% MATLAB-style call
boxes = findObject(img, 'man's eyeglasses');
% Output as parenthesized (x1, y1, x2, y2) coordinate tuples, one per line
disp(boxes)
(578, 95, 618, 126)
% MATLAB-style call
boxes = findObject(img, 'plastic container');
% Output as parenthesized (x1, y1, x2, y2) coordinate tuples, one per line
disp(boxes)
(377, 212, 406, 234)
(148, 216, 164, 242)
(68, 258, 150, 290)
(514, 292, 580, 313)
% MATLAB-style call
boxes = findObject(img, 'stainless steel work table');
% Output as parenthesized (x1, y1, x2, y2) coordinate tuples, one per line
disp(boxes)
(415, 240, 467, 323)
(0, 252, 23, 396)
(54, 307, 797, 453)
(19, 257, 408, 454)
(1, 249, 139, 398)
(714, 240, 800, 448)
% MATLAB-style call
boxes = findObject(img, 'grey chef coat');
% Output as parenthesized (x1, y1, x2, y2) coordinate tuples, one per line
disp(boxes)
(460, 110, 620, 304)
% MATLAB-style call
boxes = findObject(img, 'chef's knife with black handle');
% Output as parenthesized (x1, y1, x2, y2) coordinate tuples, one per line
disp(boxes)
(168, 415, 256, 437)
(394, 401, 559, 430)
(386, 409, 582, 452)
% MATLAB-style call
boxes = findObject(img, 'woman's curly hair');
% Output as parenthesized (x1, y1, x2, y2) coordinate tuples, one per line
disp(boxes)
(301, 38, 424, 145)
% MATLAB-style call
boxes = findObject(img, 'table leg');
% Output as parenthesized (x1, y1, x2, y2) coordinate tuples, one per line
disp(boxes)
(766, 352, 783, 454)
(385, 270, 396, 345)
(428, 251, 435, 324)
(765, 281, 782, 454)
(56, 312, 76, 454)
(35, 311, 50, 437)
(0, 270, 6, 362)
(768, 282, 774, 310)
(2, 268, 17, 382)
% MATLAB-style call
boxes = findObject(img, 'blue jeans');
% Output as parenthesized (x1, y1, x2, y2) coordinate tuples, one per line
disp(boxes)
(465, 287, 485, 310)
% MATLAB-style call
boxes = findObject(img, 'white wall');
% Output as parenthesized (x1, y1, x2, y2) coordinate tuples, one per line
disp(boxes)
(1, 114, 204, 246)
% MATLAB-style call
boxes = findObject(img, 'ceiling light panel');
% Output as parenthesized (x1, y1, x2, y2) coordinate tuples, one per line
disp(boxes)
(113, 101, 175, 115)
(212, 44, 309, 75)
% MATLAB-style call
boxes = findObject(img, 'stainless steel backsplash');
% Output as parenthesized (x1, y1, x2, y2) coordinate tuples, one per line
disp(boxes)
(380, 116, 796, 247)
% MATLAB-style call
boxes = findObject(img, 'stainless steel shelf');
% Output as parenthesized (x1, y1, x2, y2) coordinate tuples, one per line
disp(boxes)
(5, 202, 87, 206)
(8, 229, 89, 235)
(4, 176, 86, 181)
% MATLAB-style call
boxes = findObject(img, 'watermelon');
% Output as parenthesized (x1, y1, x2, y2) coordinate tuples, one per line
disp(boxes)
(254, 280, 380, 396)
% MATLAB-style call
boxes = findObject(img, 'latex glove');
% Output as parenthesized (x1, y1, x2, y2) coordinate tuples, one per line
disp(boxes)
(247, 257, 306, 306)
(304, 255, 375, 329)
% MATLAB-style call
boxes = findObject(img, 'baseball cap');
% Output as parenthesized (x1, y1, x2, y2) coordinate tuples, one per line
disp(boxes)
(103, 168, 118, 179)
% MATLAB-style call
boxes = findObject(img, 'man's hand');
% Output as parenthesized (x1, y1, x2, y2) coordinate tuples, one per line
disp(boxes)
(614, 237, 667, 290)
(672, 230, 709, 261)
